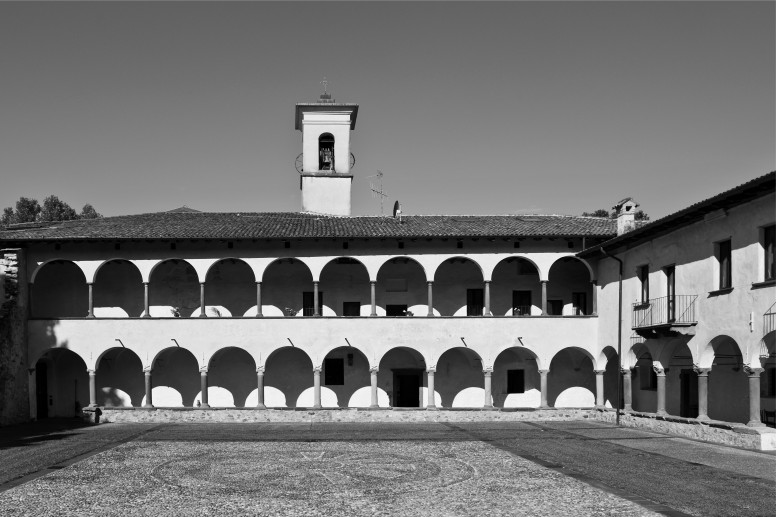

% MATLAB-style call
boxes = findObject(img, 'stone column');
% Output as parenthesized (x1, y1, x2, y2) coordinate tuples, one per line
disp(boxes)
(539, 369, 550, 408)
(591, 280, 598, 316)
(313, 367, 322, 408)
(256, 366, 266, 409)
(484, 281, 491, 316)
(541, 281, 548, 315)
(594, 369, 605, 408)
(256, 282, 263, 317)
(143, 282, 150, 318)
(654, 363, 666, 416)
(369, 366, 379, 408)
(370, 281, 377, 317)
(483, 368, 493, 408)
(426, 368, 438, 410)
(87, 283, 94, 318)
(694, 366, 710, 421)
(199, 368, 209, 408)
(143, 368, 154, 408)
(313, 281, 320, 317)
(199, 282, 207, 317)
(745, 365, 765, 427)
(427, 281, 434, 317)
(621, 368, 633, 411)
(87, 369, 97, 408)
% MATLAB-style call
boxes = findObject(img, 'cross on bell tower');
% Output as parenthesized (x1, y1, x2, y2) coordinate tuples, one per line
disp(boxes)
(294, 82, 359, 216)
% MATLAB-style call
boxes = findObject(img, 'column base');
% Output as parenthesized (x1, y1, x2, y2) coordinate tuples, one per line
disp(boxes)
(747, 420, 766, 428)
(200, 403, 210, 408)
(538, 405, 553, 410)
(696, 414, 710, 421)
(87, 403, 99, 408)
(368, 404, 380, 409)
(312, 405, 322, 410)
(624, 404, 633, 412)
(656, 410, 668, 416)
(426, 406, 439, 411)
(142, 404, 155, 409)
(256, 404, 266, 410)
(594, 404, 606, 410)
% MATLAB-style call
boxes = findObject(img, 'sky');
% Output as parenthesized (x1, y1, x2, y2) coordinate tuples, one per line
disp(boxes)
(0, 1, 773, 220)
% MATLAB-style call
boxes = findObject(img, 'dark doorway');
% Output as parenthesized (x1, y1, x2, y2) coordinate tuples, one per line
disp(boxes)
(342, 302, 361, 316)
(393, 370, 422, 407)
(547, 300, 563, 316)
(386, 304, 408, 316)
(467, 288, 484, 316)
(35, 360, 48, 419)
(512, 290, 531, 316)
(680, 369, 698, 418)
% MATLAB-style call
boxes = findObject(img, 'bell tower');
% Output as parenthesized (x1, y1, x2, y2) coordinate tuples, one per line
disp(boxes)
(295, 81, 359, 216)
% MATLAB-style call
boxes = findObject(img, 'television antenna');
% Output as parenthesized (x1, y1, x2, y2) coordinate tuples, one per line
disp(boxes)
(368, 170, 388, 216)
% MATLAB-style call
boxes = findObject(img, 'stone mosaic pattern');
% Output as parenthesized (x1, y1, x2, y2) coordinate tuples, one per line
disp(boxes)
(0, 440, 659, 516)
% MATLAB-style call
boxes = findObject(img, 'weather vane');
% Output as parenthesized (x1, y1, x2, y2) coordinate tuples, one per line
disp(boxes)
(320, 76, 329, 95)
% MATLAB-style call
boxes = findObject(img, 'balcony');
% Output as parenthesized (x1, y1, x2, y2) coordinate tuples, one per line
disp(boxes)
(632, 295, 697, 339)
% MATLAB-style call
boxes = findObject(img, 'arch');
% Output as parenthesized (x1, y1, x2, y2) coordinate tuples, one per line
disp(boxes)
(492, 347, 541, 408)
(663, 340, 697, 418)
(30, 258, 88, 284)
(433, 257, 485, 316)
(548, 347, 596, 408)
(491, 256, 542, 316)
(34, 348, 89, 418)
(319, 257, 371, 316)
(150, 346, 200, 407)
(261, 258, 314, 317)
(376, 257, 430, 317)
(435, 347, 484, 408)
(378, 346, 427, 408)
(95, 347, 143, 407)
(704, 335, 748, 423)
(31, 260, 88, 318)
(699, 334, 744, 369)
(631, 347, 656, 413)
(547, 257, 594, 316)
(204, 258, 256, 318)
(148, 259, 200, 318)
(318, 132, 335, 170)
(94, 259, 143, 317)
(264, 346, 314, 408)
(207, 346, 257, 408)
(548, 255, 595, 282)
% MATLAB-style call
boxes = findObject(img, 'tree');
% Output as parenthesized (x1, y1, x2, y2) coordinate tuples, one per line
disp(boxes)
(40, 195, 78, 222)
(635, 210, 650, 221)
(14, 197, 41, 223)
(582, 209, 610, 218)
(1, 207, 14, 225)
(582, 208, 650, 221)
(79, 204, 102, 219)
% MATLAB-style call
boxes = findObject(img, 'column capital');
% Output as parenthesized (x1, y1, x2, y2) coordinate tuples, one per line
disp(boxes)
(483, 366, 493, 374)
(313, 366, 322, 373)
(652, 362, 665, 375)
(369, 366, 379, 373)
(538, 369, 550, 375)
(743, 365, 764, 376)
(593, 369, 606, 375)
(426, 367, 436, 374)
(620, 367, 633, 375)
(143, 366, 152, 374)
(692, 364, 711, 376)
(427, 280, 433, 286)
(255, 280, 262, 285)
(87, 368, 96, 375)
(257, 365, 266, 374)
(199, 366, 208, 374)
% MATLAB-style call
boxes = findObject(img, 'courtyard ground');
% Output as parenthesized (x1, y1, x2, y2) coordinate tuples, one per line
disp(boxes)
(0, 420, 773, 516)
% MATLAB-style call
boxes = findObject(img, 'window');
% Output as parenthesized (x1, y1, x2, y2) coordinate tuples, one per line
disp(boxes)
(318, 133, 335, 170)
(764, 225, 775, 281)
(716, 239, 732, 289)
(639, 364, 657, 390)
(506, 370, 525, 394)
(324, 358, 344, 385)
(638, 265, 649, 303)
(512, 290, 531, 316)
(664, 265, 675, 322)
(302, 291, 323, 316)
(761, 367, 776, 397)
(547, 300, 563, 316)
(467, 289, 484, 316)
(571, 292, 587, 315)
(342, 302, 360, 316)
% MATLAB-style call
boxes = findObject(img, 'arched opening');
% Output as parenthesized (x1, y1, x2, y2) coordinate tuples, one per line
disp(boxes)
(378, 347, 428, 407)
(207, 347, 257, 407)
(34, 349, 88, 418)
(319, 258, 370, 316)
(32, 261, 87, 318)
(547, 257, 593, 316)
(665, 341, 696, 418)
(204, 259, 255, 318)
(632, 348, 656, 413)
(435, 347, 483, 407)
(264, 347, 313, 408)
(708, 336, 748, 423)
(318, 133, 335, 170)
(320, 346, 371, 407)
(491, 257, 542, 316)
(376, 257, 429, 316)
(434, 258, 484, 316)
(150, 347, 200, 407)
(493, 347, 541, 408)
(148, 260, 199, 317)
(548, 347, 595, 407)
(95, 347, 143, 407)
(94, 260, 143, 317)
(262, 259, 316, 316)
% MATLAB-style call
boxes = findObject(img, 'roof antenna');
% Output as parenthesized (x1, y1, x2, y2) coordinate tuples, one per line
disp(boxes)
(369, 170, 388, 216)
(393, 200, 403, 224)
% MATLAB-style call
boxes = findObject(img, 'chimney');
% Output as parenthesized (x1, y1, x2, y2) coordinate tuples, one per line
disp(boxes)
(613, 197, 639, 236)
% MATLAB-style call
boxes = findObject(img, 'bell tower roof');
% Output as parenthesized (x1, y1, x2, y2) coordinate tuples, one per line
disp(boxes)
(294, 102, 359, 131)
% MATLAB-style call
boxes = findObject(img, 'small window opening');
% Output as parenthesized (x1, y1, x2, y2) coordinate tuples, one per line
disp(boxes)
(170, 242, 176, 251)
(342, 241, 349, 250)
(514, 242, 520, 249)
(227, 241, 234, 249)
(114, 243, 121, 251)
(318, 133, 335, 171)
(398, 241, 404, 249)
(284, 241, 291, 249)
(457, 241, 463, 249)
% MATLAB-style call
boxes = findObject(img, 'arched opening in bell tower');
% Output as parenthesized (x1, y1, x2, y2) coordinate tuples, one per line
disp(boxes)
(318, 133, 335, 171)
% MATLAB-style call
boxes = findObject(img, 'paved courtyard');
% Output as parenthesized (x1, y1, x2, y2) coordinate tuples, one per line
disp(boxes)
(0, 420, 773, 516)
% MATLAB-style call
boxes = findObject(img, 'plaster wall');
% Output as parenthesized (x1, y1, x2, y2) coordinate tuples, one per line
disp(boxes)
(301, 112, 352, 174)
(301, 175, 352, 216)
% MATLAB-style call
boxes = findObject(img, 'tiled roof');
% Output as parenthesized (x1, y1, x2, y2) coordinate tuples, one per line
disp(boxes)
(0, 212, 617, 242)
(579, 171, 776, 257)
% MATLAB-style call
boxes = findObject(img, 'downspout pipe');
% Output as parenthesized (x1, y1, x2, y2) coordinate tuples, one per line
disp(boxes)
(600, 247, 623, 427)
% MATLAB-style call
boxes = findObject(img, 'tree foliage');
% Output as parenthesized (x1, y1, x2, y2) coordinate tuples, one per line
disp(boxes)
(582, 208, 650, 221)
(581, 209, 610, 218)
(1, 195, 102, 225)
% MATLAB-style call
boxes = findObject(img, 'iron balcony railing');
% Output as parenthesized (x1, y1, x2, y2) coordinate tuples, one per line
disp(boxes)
(765, 302, 776, 337)
(632, 295, 697, 329)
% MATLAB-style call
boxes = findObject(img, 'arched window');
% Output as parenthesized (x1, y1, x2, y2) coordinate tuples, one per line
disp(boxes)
(319, 133, 335, 171)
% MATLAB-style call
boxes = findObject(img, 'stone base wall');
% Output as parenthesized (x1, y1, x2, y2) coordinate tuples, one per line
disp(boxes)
(589, 409, 776, 451)
(0, 249, 29, 426)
